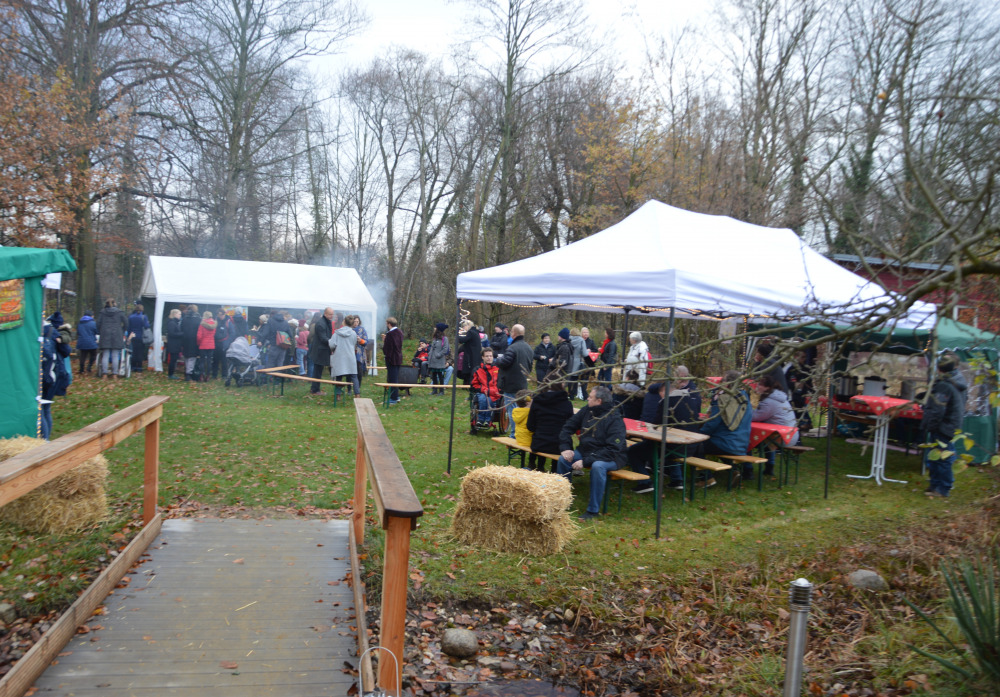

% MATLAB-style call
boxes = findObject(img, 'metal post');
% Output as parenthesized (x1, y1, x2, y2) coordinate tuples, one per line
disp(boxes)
(824, 346, 836, 499)
(783, 578, 813, 697)
(446, 299, 462, 474)
(655, 307, 675, 539)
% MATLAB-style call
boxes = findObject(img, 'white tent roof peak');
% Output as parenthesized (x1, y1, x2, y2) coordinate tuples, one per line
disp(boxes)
(456, 200, 935, 329)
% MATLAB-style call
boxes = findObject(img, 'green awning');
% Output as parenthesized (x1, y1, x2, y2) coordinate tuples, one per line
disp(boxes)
(0, 247, 77, 282)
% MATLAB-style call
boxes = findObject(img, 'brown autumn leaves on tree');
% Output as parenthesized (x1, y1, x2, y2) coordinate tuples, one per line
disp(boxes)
(0, 29, 107, 248)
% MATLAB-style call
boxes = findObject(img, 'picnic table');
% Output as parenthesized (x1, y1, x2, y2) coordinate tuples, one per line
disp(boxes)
(623, 418, 709, 504)
(818, 394, 922, 485)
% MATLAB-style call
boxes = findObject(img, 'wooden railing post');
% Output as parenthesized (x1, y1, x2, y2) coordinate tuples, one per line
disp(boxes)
(378, 515, 411, 694)
(352, 399, 422, 696)
(143, 418, 160, 526)
(353, 429, 367, 546)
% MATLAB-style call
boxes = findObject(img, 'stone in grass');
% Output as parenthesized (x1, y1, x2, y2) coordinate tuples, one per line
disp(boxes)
(848, 569, 888, 591)
(441, 628, 478, 658)
(0, 603, 15, 624)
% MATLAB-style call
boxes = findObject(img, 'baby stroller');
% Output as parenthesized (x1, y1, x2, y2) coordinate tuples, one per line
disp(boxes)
(225, 337, 261, 387)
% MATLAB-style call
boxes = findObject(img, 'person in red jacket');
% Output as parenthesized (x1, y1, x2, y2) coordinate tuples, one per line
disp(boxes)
(471, 348, 501, 427)
(196, 311, 216, 382)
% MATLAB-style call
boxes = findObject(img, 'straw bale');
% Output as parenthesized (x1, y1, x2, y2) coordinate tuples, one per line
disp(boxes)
(458, 465, 572, 523)
(451, 502, 577, 556)
(0, 437, 109, 534)
(0, 490, 107, 534)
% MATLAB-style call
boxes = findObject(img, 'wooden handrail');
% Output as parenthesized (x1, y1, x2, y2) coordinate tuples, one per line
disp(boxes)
(0, 395, 168, 521)
(0, 396, 169, 697)
(353, 399, 423, 695)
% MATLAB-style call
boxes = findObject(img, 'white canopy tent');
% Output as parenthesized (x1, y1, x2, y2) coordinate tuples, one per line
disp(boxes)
(451, 201, 938, 535)
(139, 256, 380, 372)
(457, 200, 936, 329)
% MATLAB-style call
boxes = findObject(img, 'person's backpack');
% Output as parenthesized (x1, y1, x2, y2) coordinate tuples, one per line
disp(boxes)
(275, 330, 292, 350)
(456, 349, 466, 375)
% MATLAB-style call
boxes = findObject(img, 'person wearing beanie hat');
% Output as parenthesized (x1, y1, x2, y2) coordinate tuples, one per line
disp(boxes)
(920, 352, 967, 498)
(490, 323, 510, 357)
(76, 310, 98, 374)
(554, 328, 573, 379)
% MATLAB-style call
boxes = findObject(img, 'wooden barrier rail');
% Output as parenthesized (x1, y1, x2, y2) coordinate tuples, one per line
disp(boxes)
(0, 395, 169, 697)
(353, 399, 424, 695)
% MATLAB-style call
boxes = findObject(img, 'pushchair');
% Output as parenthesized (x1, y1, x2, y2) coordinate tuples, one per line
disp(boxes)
(97, 347, 131, 378)
(225, 337, 261, 387)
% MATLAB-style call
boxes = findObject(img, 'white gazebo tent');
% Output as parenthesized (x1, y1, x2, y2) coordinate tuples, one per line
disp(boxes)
(452, 201, 937, 536)
(139, 256, 380, 372)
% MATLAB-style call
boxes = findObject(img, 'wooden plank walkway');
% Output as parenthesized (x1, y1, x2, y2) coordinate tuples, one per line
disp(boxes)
(32, 518, 359, 696)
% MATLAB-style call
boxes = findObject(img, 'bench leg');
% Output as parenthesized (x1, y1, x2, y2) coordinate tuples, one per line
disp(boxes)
(383, 387, 390, 408)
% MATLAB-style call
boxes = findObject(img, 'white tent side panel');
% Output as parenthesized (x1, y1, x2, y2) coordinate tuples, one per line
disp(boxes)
(140, 256, 380, 371)
(456, 201, 935, 329)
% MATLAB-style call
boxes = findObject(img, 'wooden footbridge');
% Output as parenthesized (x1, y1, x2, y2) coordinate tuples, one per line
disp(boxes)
(0, 398, 422, 697)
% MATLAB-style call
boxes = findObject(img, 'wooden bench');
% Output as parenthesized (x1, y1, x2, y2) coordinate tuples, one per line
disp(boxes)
(491, 437, 658, 516)
(682, 457, 734, 498)
(490, 436, 561, 468)
(780, 444, 815, 485)
(257, 366, 353, 406)
(717, 454, 769, 491)
(374, 382, 469, 407)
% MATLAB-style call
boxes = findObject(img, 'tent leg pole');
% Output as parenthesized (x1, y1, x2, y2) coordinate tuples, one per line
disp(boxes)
(446, 299, 462, 475)
(824, 344, 836, 499)
(656, 308, 675, 540)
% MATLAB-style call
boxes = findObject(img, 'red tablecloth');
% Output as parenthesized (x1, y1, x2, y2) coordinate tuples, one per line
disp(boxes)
(695, 413, 798, 450)
(749, 422, 798, 449)
(817, 395, 922, 420)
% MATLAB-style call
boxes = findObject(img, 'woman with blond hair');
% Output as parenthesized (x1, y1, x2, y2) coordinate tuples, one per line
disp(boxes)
(165, 309, 184, 379)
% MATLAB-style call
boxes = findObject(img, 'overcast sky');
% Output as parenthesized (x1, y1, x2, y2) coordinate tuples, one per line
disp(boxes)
(312, 0, 713, 79)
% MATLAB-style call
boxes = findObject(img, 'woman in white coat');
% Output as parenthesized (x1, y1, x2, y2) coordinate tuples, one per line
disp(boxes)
(330, 319, 360, 397)
(623, 331, 650, 386)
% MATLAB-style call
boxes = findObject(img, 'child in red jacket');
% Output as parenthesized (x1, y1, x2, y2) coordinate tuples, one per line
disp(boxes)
(471, 348, 501, 427)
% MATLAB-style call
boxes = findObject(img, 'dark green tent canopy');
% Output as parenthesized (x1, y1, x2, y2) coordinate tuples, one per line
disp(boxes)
(0, 247, 78, 439)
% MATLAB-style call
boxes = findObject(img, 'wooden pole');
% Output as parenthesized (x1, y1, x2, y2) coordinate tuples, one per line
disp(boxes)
(143, 418, 160, 525)
(378, 515, 411, 694)
(353, 429, 368, 545)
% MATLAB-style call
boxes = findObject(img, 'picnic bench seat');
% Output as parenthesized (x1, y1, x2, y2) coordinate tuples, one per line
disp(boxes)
(780, 444, 815, 484)
(374, 382, 469, 407)
(490, 436, 561, 468)
(717, 453, 770, 491)
(257, 366, 352, 405)
(491, 437, 660, 515)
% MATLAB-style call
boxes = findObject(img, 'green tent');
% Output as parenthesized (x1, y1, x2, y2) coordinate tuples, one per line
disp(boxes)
(750, 316, 1000, 462)
(0, 248, 78, 439)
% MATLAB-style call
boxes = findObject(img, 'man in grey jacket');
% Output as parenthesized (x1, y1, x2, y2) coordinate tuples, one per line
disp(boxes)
(495, 323, 534, 437)
(921, 353, 968, 498)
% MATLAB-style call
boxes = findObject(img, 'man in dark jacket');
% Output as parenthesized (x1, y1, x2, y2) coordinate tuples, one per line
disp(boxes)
(213, 311, 235, 378)
(921, 353, 968, 498)
(96, 298, 128, 378)
(533, 333, 555, 382)
(261, 311, 291, 371)
(308, 308, 334, 394)
(556, 386, 628, 521)
(382, 316, 403, 404)
(495, 324, 534, 437)
(554, 327, 573, 376)
(232, 307, 249, 338)
(181, 304, 201, 380)
(490, 324, 509, 357)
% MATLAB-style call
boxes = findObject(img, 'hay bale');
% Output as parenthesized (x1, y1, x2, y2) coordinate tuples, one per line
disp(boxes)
(0, 437, 108, 534)
(450, 502, 577, 556)
(457, 465, 571, 523)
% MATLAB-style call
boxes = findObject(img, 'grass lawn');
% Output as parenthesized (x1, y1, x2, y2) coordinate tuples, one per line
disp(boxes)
(2, 366, 997, 694)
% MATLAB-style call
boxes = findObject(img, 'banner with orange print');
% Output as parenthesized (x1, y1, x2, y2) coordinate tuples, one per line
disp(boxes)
(0, 279, 24, 331)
